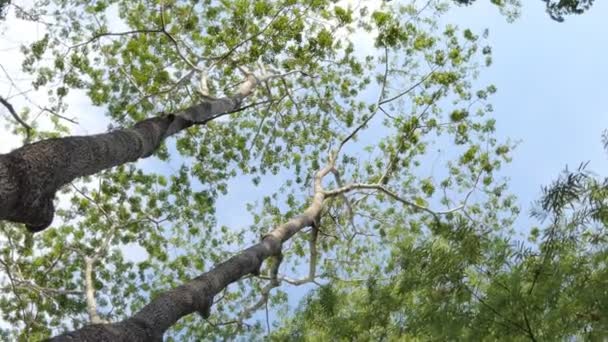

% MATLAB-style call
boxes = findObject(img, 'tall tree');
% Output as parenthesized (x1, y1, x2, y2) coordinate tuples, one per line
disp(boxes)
(0, 0, 516, 340)
(0, 0, 594, 232)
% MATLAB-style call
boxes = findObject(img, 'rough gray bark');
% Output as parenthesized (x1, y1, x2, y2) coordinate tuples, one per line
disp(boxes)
(48, 163, 331, 341)
(0, 76, 258, 232)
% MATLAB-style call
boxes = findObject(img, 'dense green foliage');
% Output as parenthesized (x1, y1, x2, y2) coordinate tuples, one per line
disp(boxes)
(272, 163, 608, 340)
(0, 0, 604, 340)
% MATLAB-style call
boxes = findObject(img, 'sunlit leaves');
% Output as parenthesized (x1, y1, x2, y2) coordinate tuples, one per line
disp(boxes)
(0, 0, 531, 339)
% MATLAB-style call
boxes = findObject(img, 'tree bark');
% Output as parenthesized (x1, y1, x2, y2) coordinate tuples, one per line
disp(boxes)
(0, 75, 258, 232)
(48, 168, 328, 341)
(84, 257, 106, 324)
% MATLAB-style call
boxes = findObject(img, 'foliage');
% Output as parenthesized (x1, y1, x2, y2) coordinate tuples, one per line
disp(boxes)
(453, 0, 596, 22)
(272, 163, 608, 340)
(0, 0, 9, 20)
(0, 0, 601, 340)
(542, 0, 595, 22)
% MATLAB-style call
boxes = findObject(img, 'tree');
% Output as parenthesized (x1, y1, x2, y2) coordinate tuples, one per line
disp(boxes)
(0, 0, 593, 230)
(0, 0, 514, 339)
(271, 162, 608, 340)
(0, 0, 595, 340)
(453, 0, 595, 22)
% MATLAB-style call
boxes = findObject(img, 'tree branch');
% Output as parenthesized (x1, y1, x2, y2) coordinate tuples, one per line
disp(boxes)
(0, 95, 32, 142)
(50, 156, 335, 341)
(69, 29, 164, 50)
(324, 183, 464, 223)
(159, 4, 203, 72)
(84, 257, 107, 324)
(0, 283, 82, 296)
(236, 223, 320, 326)
(378, 66, 437, 106)
(236, 253, 283, 324)
(0, 68, 271, 231)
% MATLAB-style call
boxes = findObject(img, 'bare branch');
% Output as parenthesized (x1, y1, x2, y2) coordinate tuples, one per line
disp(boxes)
(69, 29, 163, 50)
(378, 66, 437, 106)
(336, 48, 390, 153)
(324, 183, 464, 223)
(236, 252, 283, 324)
(238, 223, 320, 325)
(0, 96, 32, 142)
(159, 4, 203, 72)
(0, 64, 78, 125)
(330, 168, 357, 230)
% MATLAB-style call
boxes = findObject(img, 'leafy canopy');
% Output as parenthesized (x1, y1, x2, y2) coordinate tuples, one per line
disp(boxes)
(0, 0, 601, 340)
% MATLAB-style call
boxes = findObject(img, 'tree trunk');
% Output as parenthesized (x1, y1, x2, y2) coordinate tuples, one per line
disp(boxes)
(0, 76, 258, 232)
(48, 184, 327, 341)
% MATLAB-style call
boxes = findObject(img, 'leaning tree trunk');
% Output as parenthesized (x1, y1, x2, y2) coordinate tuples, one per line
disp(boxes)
(0, 75, 259, 232)
(48, 164, 331, 341)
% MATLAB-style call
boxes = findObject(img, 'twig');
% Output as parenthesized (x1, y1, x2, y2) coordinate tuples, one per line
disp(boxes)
(159, 4, 203, 72)
(0, 96, 32, 142)
(324, 183, 462, 223)
(69, 29, 163, 50)
(523, 310, 538, 342)
(213, 5, 288, 65)
(378, 66, 437, 106)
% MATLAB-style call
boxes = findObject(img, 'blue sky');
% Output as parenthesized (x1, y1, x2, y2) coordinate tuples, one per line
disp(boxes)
(447, 0, 608, 233)
(213, 1, 608, 240)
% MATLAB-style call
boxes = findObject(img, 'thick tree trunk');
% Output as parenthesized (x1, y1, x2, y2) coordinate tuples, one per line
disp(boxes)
(48, 181, 327, 341)
(0, 76, 257, 232)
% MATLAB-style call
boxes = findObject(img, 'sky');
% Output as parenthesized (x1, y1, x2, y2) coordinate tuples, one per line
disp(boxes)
(1, 0, 608, 334)
(447, 0, 608, 233)
(213, 0, 608, 323)
(212, 0, 608, 240)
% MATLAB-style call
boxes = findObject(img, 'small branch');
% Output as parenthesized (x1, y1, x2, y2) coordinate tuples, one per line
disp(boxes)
(378, 67, 437, 106)
(464, 284, 531, 337)
(378, 47, 390, 103)
(236, 253, 283, 324)
(337, 111, 375, 154)
(159, 4, 203, 72)
(0, 64, 78, 125)
(0, 258, 32, 330)
(0, 96, 32, 142)
(324, 183, 463, 223)
(237, 199, 322, 325)
(69, 29, 163, 50)
(40, 107, 78, 124)
(336, 49, 389, 153)
(0, 278, 83, 297)
(330, 168, 356, 230)
(84, 257, 107, 324)
(270, 224, 320, 286)
(523, 310, 538, 342)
